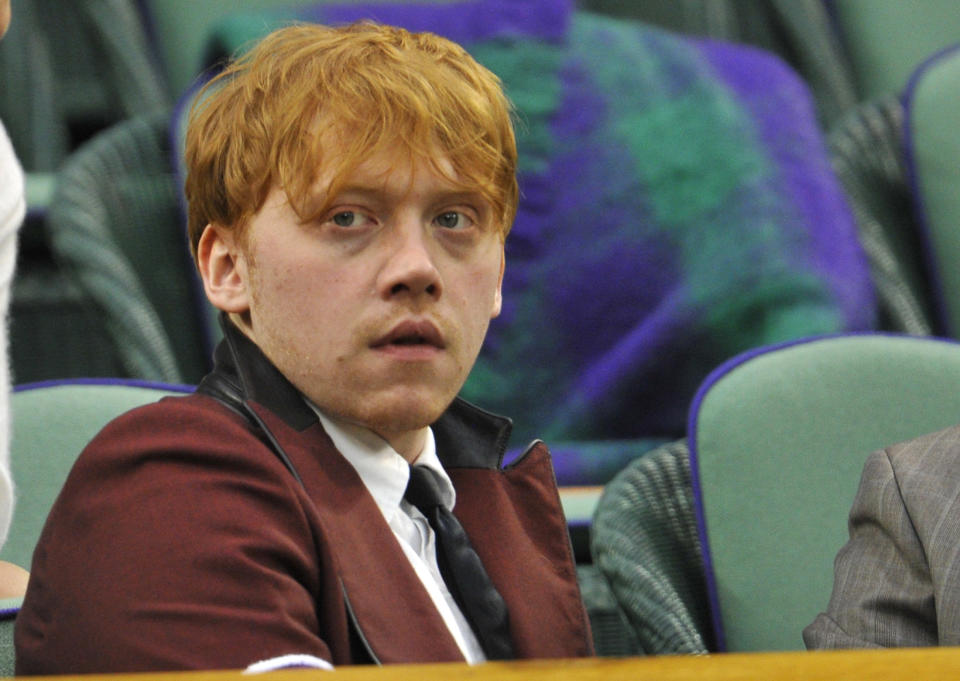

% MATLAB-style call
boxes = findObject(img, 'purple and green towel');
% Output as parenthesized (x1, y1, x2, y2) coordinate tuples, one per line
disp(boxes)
(187, 0, 876, 484)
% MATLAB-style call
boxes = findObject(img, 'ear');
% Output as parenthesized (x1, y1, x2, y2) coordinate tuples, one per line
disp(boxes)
(490, 245, 505, 319)
(196, 224, 250, 314)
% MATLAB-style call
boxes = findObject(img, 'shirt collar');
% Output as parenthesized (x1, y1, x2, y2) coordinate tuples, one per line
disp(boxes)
(306, 402, 456, 514)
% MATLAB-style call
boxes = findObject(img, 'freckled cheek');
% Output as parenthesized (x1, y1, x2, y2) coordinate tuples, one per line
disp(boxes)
(451, 267, 501, 341)
(266, 261, 345, 303)
(256, 265, 353, 339)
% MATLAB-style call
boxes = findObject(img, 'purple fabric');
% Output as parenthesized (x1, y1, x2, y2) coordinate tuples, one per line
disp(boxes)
(13, 378, 194, 394)
(700, 40, 873, 330)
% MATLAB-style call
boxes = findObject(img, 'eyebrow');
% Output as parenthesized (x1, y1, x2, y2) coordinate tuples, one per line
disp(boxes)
(295, 173, 491, 222)
(330, 183, 488, 207)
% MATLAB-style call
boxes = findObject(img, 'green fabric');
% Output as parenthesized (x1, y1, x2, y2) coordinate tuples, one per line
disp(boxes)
(23, 174, 54, 215)
(833, 0, 960, 100)
(691, 334, 960, 651)
(143, 0, 322, 95)
(144, 0, 462, 96)
(33, 0, 170, 123)
(45, 111, 216, 383)
(10, 265, 123, 384)
(827, 96, 934, 335)
(0, 608, 14, 678)
(579, 0, 858, 127)
(907, 48, 960, 337)
(0, 0, 69, 171)
(575, 564, 642, 657)
(0, 0, 169, 169)
(591, 440, 711, 654)
(3, 384, 185, 571)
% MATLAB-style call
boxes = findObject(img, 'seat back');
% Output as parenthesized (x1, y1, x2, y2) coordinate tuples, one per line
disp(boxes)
(827, 45, 960, 339)
(35, 0, 170, 128)
(0, 0, 169, 171)
(44, 111, 216, 384)
(3, 380, 191, 571)
(689, 333, 960, 651)
(591, 439, 712, 654)
(904, 44, 960, 337)
(832, 0, 960, 100)
(828, 95, 935, 335)
(0, 0, 69, 172)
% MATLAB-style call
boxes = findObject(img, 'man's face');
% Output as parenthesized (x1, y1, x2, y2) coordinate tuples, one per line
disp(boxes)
(215, 148, 505, 451)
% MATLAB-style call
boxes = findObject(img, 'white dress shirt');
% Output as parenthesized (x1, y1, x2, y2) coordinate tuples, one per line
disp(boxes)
(311, 406, 486, 664)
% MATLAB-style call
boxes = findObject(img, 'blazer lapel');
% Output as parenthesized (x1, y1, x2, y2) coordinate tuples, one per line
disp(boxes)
(250, 403, 466, 664)
(450, 443, 594, 658)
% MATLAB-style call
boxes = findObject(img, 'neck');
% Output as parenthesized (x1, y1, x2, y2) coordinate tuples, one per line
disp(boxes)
(307, 399, 428, 463)
(377, 427, 429, 464)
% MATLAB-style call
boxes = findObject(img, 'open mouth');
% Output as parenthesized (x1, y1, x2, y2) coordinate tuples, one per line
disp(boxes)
(390, 335, 431, 346)
(372, 320, 445, 350)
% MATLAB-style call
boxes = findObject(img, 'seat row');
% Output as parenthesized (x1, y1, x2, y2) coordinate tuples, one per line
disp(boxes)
(1, 0, 959, 663)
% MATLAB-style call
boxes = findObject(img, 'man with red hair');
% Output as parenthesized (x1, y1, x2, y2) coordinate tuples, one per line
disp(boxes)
(16, 21, 591, 674)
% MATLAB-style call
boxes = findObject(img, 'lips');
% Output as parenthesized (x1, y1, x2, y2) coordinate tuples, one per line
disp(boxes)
(371, 320, 446, 350)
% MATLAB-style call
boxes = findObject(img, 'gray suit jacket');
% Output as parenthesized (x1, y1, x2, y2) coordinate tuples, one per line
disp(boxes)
(804, 424, 960, 648)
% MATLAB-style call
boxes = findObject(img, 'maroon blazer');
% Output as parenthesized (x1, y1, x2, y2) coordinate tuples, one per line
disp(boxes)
(15, 321, 593, 674)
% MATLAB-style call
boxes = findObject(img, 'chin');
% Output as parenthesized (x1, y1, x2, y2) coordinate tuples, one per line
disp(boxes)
(375, 406, 445, 433)
(363, 396, 451, 434)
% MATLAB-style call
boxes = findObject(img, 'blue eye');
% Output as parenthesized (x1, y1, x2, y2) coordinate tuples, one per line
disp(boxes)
(332, 212, 357, 227)
(436, 212, 464, 229)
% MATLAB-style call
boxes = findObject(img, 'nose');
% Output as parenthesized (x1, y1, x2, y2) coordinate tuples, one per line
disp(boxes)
(377, 220, 442, 302)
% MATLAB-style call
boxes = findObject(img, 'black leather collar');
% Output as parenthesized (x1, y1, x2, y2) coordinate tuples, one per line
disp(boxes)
(197, 314, 514, 470)
(198, 314, 316, 430)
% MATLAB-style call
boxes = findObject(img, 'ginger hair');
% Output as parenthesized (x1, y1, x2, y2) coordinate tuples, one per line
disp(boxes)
(184, 21, 518, 259)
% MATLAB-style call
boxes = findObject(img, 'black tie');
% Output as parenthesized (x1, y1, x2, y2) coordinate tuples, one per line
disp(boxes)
(404, 464, 514, 660)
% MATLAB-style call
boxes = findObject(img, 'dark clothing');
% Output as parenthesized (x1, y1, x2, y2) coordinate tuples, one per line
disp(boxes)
(15, 321, 592, 674)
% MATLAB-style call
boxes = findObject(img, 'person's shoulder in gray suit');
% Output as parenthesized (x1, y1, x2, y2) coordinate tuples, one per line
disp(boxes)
(805, 423, 960, 648)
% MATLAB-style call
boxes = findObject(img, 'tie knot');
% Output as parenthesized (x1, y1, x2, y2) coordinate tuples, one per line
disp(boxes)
(405, 465, 444, 513)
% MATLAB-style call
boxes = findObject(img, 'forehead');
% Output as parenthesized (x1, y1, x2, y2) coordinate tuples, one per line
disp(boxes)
(281, 118, 505, 232)
(338, 150, 459, 191)
(310, 142, 484, 206)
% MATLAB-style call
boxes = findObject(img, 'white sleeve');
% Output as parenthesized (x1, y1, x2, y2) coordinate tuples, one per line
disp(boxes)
(244, 654, 334, 673)
(0, 119, 24, 551)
